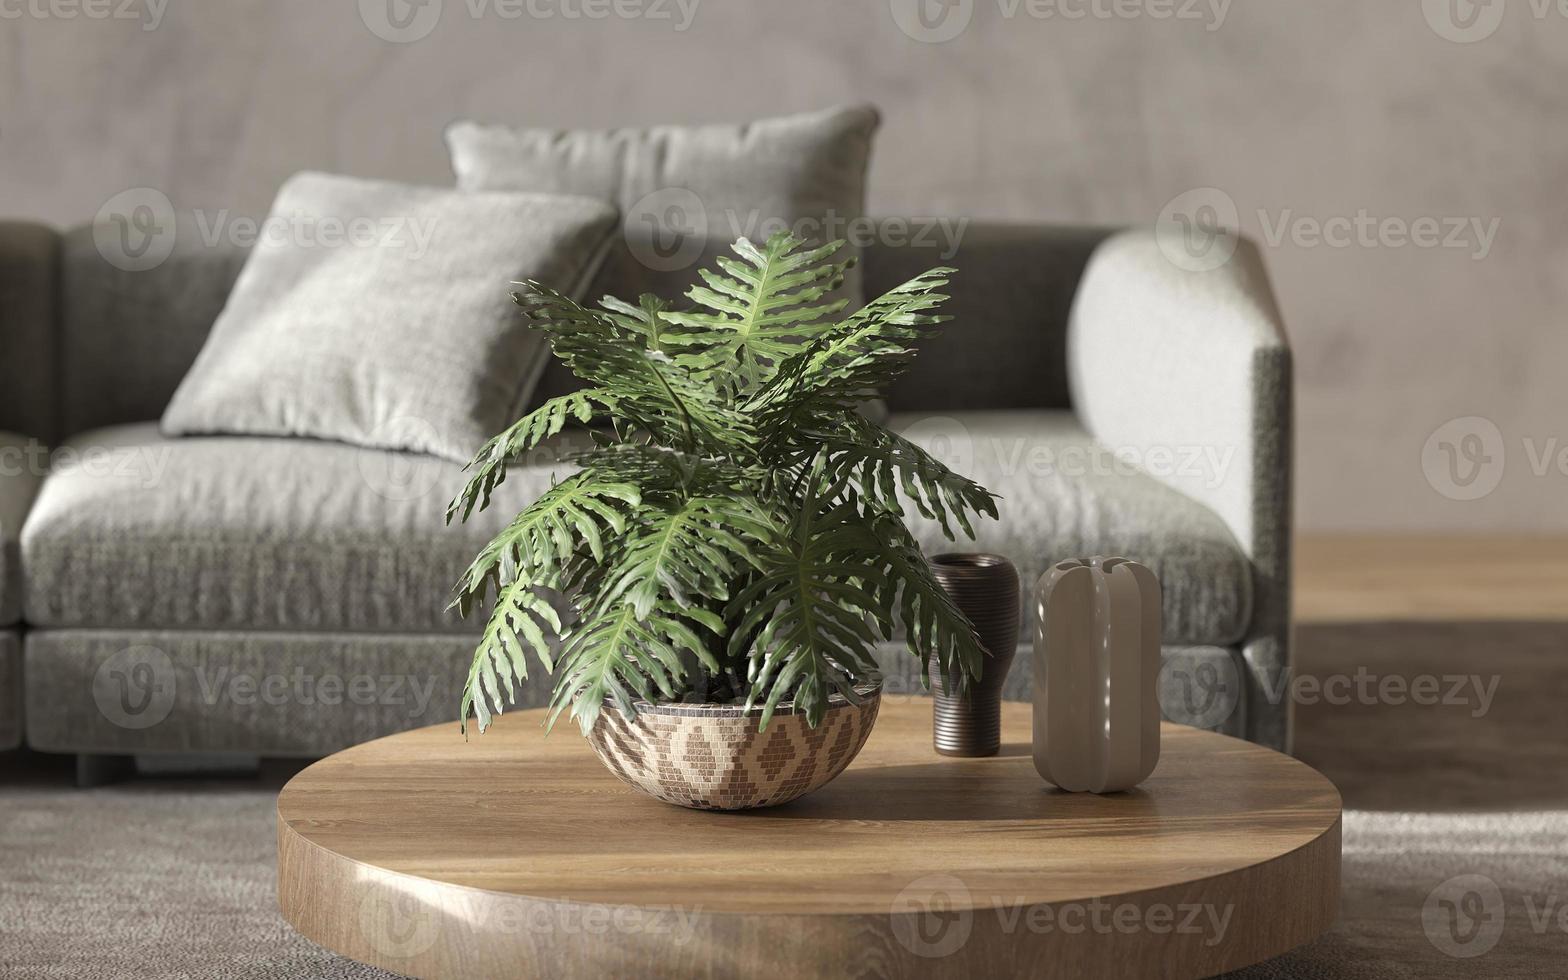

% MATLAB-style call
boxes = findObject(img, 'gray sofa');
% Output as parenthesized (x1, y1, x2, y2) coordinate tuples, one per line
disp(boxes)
(0, 217, 1292, 769)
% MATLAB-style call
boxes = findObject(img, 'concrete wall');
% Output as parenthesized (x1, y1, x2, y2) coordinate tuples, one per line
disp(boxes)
(3, 0, 1563, 531)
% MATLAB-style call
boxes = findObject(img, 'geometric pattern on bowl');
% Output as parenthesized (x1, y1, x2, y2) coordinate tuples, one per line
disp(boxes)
(586, 686, 881, 811)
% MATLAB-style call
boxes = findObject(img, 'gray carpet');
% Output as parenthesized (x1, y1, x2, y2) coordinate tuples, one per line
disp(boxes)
(2, 623, 1566, 978)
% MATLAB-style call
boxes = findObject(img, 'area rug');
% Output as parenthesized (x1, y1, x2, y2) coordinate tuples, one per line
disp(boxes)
(1, 623, 1565, 978)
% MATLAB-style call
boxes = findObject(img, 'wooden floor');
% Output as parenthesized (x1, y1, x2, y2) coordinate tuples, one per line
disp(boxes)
(1296, 535, 1568, 623)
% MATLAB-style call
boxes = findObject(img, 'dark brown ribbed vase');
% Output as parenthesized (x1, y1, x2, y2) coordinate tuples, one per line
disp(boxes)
(928, 553, 1021, 757)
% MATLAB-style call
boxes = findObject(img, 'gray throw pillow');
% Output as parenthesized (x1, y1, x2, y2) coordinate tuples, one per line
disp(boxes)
(445, 104, 881, 408)
(160, 172, 619, 462)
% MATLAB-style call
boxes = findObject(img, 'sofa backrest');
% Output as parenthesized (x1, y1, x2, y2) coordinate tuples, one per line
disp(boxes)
(58, 216, 251, 438)
(866, 223, 1107, 413)
(0, 222, 60, 442)
(16, 219, 1109, 441)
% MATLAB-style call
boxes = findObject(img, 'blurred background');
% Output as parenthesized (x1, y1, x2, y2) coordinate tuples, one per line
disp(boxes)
(4, 0, 1563, 534)
(6, 6, 1568, 978)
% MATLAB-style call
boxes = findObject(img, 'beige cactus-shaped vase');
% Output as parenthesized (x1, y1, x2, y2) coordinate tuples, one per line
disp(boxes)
(1033, 557, 1162, 793)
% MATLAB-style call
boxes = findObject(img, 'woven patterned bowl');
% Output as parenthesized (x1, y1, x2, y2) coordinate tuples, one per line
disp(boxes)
(586, 685, 882, 811)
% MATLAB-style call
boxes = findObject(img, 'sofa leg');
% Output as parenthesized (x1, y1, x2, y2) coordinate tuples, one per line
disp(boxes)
(75, 753, 135, 788)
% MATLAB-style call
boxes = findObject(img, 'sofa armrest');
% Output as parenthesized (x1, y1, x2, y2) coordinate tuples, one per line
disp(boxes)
(1067, 230, 1293, 746)
(0, 221, 60, 443)
(1067, 230, 1290, 569)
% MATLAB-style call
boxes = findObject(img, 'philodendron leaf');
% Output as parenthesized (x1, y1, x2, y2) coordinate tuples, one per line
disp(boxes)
(664, 232, 854, 387)
(454, 233, 999, 736)
(448, 389, 618, 524)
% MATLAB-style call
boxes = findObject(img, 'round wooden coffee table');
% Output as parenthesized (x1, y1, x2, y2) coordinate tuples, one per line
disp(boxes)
(277, 699, 1340, 979)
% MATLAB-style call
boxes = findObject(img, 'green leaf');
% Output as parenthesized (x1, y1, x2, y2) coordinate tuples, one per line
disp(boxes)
(861, 511, 988, 696)
(513, 281, 754, 454)
(448, 389, 617, 525)
(663, 232, 854, 387)
(725, 463, 885, 728)
(453, 471, 641, 611)
(803, 415, 1000, 540)
(600, 495, 764, 618)
(459, 574, 565, 735)
(454, 234, 1000, 735)
(548, 601, 727, 735)
(746, 267, 954, 436)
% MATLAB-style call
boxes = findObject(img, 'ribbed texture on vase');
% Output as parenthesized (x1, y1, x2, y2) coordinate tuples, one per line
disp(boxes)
(928, 553, 1021, 757)
(933, 686, 1005, 757)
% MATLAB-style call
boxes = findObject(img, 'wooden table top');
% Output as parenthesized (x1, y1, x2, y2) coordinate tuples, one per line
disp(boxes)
(277, 698, 1342, 978)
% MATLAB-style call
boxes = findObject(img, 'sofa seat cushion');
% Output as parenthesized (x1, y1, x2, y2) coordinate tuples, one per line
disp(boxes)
(890, 411, 1254, 646)
(1, 431, 44, 626)
(21, 424, 587, 633)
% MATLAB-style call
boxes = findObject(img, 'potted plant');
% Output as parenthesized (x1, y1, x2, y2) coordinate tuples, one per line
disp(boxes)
(449, 232, 999, 810)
